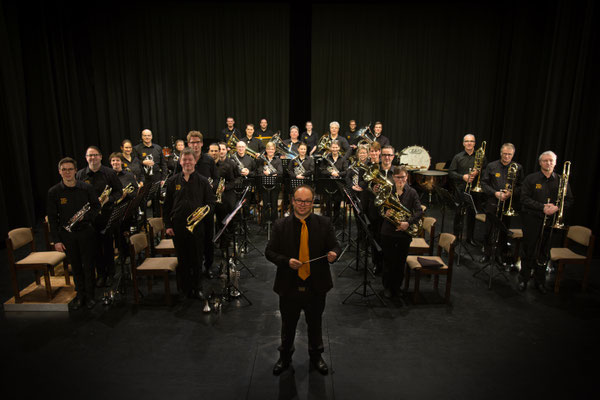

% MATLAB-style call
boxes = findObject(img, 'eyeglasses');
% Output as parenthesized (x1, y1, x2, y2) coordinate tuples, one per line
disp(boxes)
(464, 140, 475, 143)
(501, 153, 514, 157)
(188, 141, 202, 145)
(60, 167, 75, 172)
(293, 199, 313, 205)
(393, 175, 408, 179)
(86, 154, 100, 158)
(381, 154, 394, 157)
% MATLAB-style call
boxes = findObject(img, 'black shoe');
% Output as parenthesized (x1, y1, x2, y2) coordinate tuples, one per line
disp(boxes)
(86, 299, 97, 309)
(96, 277, 106, 287)
(310, 357, 329, 375)
(71, 297, 82, 310)
(479, 254, 490, 263)
(535, 281, 548, 295)
(466, 238, 479, 247)
(518, 281, 527, 292)
(383, 289, 393, 299)
(273, 358, 291, 376)
(204, 270, 214, 279)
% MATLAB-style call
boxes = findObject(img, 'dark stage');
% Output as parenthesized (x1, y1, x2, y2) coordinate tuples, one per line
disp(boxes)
(1, 202, 598, 399)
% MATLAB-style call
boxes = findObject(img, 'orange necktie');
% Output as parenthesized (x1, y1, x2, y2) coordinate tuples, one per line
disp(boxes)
(298, 219, 310, 280)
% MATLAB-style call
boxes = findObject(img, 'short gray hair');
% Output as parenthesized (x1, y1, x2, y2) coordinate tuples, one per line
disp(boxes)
(329, 121, 340, 129)
(539, 150, 557, 161)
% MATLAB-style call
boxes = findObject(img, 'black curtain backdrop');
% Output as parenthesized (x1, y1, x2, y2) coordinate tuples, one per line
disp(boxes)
(311, 0, 600, 242)
(1, 0, 599, 247)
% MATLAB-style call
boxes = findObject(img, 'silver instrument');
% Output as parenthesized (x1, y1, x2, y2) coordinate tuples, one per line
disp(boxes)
(293, 157, 307, 177)
(261, 155, 277, 175)
(144, 154, 154, 176)
(323, 156, 340, 176)
(64, 202, 91, 232)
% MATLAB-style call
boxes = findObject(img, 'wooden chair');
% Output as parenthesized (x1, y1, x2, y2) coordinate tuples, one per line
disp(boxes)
(6, 227, 70, 302)
(147, 217, 176, 257)
(405, 233, 457, 304)
(434, 162, 448, 171)
(129, 232, 178, 305)
(409, 217, 437, 256)
(550, 226, 595, 293)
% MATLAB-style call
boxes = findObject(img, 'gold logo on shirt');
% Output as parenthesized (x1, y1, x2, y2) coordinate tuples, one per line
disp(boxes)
(123, 162, 128, 168)
(85, 180, 91, 184)
(175, 184, 181, 191)
(142, 152, 147, 157)
(60, 197, 67, 205)
(495, 173, 501, 177)
(535, 183, 542, 189)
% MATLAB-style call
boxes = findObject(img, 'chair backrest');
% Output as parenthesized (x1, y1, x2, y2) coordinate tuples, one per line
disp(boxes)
(435, 162, 446, 170)
(130, 232, 148, 256)
(148, 217, 164, 234)
(567, 225, 592, 247)
(422, 217, 436, 235)
(438, 233, 456, 254)
(7, 228, 33, 251)
(421, 204, 427, 213)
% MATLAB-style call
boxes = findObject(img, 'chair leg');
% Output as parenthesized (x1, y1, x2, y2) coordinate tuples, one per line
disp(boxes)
(43, 270, 53, 300)
(147, 276, 153, 293)
(35, 270, 41, 285)
(64, 261, 71, 286)
(554, 262, 564, 294)
(413, 270, 421, 304)
(582, 260, 591, 292)
(9, 265, 21, 303)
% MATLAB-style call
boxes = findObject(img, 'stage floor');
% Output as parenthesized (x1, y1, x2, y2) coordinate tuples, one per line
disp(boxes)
(1, 203, 598, 399)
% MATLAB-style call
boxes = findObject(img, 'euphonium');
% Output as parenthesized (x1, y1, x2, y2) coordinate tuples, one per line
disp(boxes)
(364, 164, 393, 197)
(215, 178, 225, 203)
(375, 188, 422, 237)
(551, 160, 570, 230)
(323, 156, 340, 176)
(502, 163, 519, 217)
(293, 156, 307, 176)
(226, 133, 241, 154)
(116, 183, 135, 205)
(261, 155, 277, 175)
(186, 205, 210, 233)
(64, 202, 91, 232)
(466, 140, 486, 193)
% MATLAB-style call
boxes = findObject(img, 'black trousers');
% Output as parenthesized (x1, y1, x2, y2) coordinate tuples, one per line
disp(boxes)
(278, 288, 327, 361)
(93, 226, 115, 279)
(370, 216, 383, 269)
(173, 222, 204, 294)
(60, 225, 96, 301)
(520, 213, 549, 284)
(202, 211, 215, 271)
(215, 193, 235, 251)
(483, 210, 512, 257)
(321, 189, 342, 223)
(381, 233, 412, 292)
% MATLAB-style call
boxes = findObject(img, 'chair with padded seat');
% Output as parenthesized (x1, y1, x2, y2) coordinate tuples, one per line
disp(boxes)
(129, 232, 178, 305)
(550, 225, 595, 293)
(147, 217, 176, 257)
(405, 233, 457, 304)
(409, 217, 437, 256)
(6, 227, 70, 302)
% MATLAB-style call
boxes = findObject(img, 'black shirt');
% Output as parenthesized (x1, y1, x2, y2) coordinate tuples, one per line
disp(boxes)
(521, 171, 574, 218)
(257, 156, 283, 177)
(448, 150, 487, 192)
(380, 184, 424, 237)
(121, 155, 145, 184)
(328, 135, 350, 156)
(115, 170, 139, 201)
(320, 154, 348, 178)
(216, 158, 240, 192)
(47, 181, 101, 242)
(373, 134, 391, 148)
(240, 136, 265, 154)
(301, 131, 319, 153)
(481, 160, 523, 207)
(75, 165, 123, 205)
(288, 156, 314, 179)
(232, 153, 256, 177)
(256, 128, 273, 139)
(282, 139, 301, 157)
(133, 143, 168, 180)
(221, 127, 241, 144)
(162, 171, 216, 229)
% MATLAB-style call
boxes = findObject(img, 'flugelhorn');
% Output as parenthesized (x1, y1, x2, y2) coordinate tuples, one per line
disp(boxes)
(186, 205, 210, 233)
(465, 141, 486, 193)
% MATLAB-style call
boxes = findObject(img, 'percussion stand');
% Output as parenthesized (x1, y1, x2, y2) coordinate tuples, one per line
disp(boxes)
(472, 212, 512, 289)
(214, 197, 253, 306)
(455, 192, 476, 266)
(342, 209, 386, 307)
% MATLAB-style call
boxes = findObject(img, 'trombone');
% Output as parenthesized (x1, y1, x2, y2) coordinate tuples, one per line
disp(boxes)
(465, 141, 486, 193)
(496, 163, 519, 217)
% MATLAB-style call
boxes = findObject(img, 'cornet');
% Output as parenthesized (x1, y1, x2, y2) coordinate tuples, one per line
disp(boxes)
(186, 205, 210, 233)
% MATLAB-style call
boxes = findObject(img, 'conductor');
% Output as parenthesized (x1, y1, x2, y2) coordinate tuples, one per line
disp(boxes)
(265, 185, 341, 376)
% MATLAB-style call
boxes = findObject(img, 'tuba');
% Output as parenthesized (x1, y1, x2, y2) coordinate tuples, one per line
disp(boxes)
(271, 132, 298, 159)
(355, 124, 374, 146)
(186, 205, 210, 233)
(465, 141, 486, 193)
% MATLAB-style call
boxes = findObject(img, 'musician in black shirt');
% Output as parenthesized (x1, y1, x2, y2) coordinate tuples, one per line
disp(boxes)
(302, 121, 319, 156)
(519, 151, 573, 294)
(215, 142, 241, 253)
(380, 166, 424, 298)
(257, 142, 283, 225)
(480, 143, 523, 263)
(257, 118, 274, 139)
(134, 129, 168, 183)
(372, 122, 391, 148)
(120, 139, 144, 185)
(47, 157, 101, 309)
(344, 120, 359, 153)
(76, 146, 123, 288)
(319, 140, 347, 226)
(240, 124, 266, 154)
(221, 116, 240, 143)
(448, 134, 487, 246)
(163, 148, 216, 299)
(282, 125, 302, 157)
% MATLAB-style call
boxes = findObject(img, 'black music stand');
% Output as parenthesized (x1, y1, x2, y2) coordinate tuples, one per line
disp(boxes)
(214, 197, 252, 306)
(455, 191, 477, 266)
(234, 177, 262, 256)
(337, 187, 370, 278)
(342, 205, 386, 307)
(258, 174, 280, 241)
(317, 177, 344, 233)
(433, 187, 456, 241)
(473, 212, 513, 289)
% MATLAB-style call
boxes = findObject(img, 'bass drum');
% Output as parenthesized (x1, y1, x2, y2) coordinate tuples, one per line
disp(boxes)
(397, 145, 431, 171)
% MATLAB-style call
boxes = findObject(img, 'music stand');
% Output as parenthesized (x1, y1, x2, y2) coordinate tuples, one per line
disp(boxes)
(472, 212, 513, 289)
(258, 175, 280, 241)
(433, 186, 456, 240)
(342, 206, 386, 307)
(337, 187, 369, 278)
(213, 197, 252, 307)
(234, 177, 262, 256)
(455, 191, 477, 266)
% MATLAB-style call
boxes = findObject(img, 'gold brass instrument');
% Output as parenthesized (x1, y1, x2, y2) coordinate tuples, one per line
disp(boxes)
(116, 183, 135, 205)
(99, 185, 113, 206)
(551, 160, 570, 229)
(64, 202, 91, 232)
(186, 205, 210, 233)
(315, 134, 345, 156)
(215, 178, 225, 203)
(495, 163, 519, 217)
(465, 140, 486, 193)
(377, 193, 423, 237)
(363, 164, 393, 197)
(355, 125, 374, 146)
(226, 133, 241, 155)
